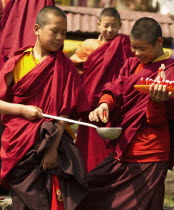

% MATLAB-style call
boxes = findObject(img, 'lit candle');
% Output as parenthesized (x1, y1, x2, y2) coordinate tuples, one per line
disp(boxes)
(140, 77, 145, 85)
(149, 79, 154, 85)
(145, 78, 149, 85)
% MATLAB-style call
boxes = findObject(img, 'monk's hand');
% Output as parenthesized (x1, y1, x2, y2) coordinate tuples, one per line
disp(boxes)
(21, 105, 43, 121)
(41, 147, 58, 171)
(89, 103, 109, 123)
(149, 83, 172, 102)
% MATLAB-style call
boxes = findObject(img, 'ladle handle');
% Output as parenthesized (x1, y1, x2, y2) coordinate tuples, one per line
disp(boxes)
(42, 113, 97, 129)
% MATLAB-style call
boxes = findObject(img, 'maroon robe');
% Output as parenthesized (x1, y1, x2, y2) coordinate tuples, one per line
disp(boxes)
(0, 47, 90, 209)
(76, 34, 135, 172)
(76, 57, 174, 210)
(77, 156, 169, 210)
(101, 57, 174, 161)
(0, 0, 3, 21)
(0, 0, 55, 69)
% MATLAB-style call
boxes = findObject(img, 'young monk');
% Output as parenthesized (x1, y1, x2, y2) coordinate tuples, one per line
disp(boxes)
(70, 7, 121, 74)
(71, 7, 133, 74)
(72, 7, 134, 172)
(77, 17, 174, 209)
(0, 6, 89, 210)
(0, 0, 55, 196)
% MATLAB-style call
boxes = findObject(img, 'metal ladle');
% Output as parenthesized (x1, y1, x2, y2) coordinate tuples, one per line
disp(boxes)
(42, 113, 122, 140)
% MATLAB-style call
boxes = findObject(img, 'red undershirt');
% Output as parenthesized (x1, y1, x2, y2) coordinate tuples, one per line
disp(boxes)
(99, 64, 170, 162)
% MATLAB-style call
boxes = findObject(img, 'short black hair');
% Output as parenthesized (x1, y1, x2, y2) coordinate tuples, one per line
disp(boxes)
(131, 17, 162, 46)
(36, 6, 67, 28)
(99, 7, 121, 22)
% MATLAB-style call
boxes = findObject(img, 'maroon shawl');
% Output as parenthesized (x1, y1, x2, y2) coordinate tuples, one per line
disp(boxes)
(76, 34, 134, 172)
(81, 34, 134, 109)
(102, 57, 174, 165)
(0, 46, 89, 181)
(0, 0, 55, 68)
(0, 0, 3, 21)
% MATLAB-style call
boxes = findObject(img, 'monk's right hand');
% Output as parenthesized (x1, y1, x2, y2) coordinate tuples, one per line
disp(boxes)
(21, 105, 43, 121)
(41, 147, 58, 171)
(89, 103, 109, 123)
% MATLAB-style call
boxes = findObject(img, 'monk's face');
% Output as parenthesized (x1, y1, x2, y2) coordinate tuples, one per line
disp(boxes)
(130, 37, 164, 64)
(97, 16, 121, 42)
(34, 14, 67, 53)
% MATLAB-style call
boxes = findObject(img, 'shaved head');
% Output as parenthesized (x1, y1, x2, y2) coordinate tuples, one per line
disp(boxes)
(36, 6, 67, 28)
(99, 7, 121, 22)
(131, 17, 162, 45)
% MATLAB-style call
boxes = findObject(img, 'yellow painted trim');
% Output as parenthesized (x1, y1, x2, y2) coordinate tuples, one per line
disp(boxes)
(63, 39, 83, 53)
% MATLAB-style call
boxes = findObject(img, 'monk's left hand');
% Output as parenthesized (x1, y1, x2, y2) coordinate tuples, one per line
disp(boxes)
(41, 147, 58, 171)
(149, 83, 173, 102)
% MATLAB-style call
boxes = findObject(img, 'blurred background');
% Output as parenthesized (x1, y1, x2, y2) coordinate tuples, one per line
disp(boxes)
(53, 0, 174, 59)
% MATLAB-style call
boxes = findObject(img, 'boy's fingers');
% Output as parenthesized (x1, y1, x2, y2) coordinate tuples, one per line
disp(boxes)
(88, 112, 92, 121)
(35, 107, 43, 118)
(153, 83, 160, 94)
(93, 109, 100, 122)
(168, 91, 173, 97)
(42, 164, 47, 171)
(89, 106, 109, 123)
(99, 109, 108, 123)
(149, 83, 155, 96)
(160, 85, 168, 99)
(98, 108, 104, 121)
(89, 111, 96, 121)
(155, 84, 163, 100)
(89, 111, 94, 121)
(150, 84, 172, 102)
(38, 112, 43, 118)
(89, 110, 99, 122)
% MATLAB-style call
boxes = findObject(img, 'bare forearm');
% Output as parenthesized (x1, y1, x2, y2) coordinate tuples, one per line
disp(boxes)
(0, 100, 25, 115)
(0, 100, 43, 120)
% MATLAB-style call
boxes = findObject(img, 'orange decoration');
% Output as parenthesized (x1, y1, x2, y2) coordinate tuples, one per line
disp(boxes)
(134, 85, 174, 95)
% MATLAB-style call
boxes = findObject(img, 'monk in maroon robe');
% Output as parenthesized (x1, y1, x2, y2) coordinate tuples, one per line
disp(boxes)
(0, 0, 55, 196)
(77, 17, 174, 209)
(0, 6, 89, 210)
(0, 48, 90, 209)
(73, 8, 134, 173)
(76, 34, 134, 172)
(0, 0, 55, 69)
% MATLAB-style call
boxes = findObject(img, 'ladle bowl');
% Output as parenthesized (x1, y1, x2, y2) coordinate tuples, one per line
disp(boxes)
(42, 113, 122, 140)
(96, 127, 122, 140)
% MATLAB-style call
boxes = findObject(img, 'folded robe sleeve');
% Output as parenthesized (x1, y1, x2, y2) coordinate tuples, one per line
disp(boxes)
(98, 93, 116, 111)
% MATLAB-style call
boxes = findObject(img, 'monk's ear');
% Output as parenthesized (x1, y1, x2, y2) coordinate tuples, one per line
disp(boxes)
(156, 37, 163, 46)
(97, 20, 101, 28)
(34, 24, 40, 35)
